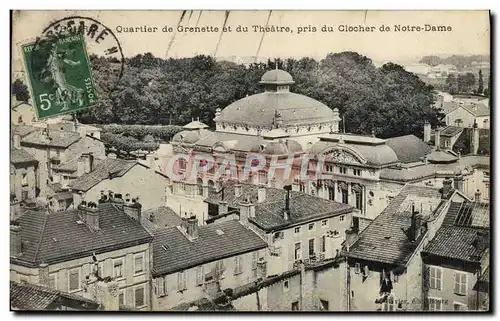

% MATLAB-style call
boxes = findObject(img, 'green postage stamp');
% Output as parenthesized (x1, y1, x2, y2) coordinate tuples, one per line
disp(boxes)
(20, 33, 98, 119)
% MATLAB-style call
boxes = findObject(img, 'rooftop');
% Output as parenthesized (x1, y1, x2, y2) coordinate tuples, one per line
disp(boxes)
(423, 201, 490, 264)
(347, 185, 446, 265)
(68, 158, 137, 192)
(21, 128, 81, 148)
(205, 182, 353, 231)
(10, 148, 38, 165)
(11, 124, 38, 137)
(141, 206, 184, 233)
(385, 135, 432, 163)
(10, 281, 99, 311)
(152, 219, 267, 276)
(439, 126, 464, 138)
(11, 202, 152, 268)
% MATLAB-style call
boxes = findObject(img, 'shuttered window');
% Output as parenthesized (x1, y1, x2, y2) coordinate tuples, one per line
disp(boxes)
(196, 266, 204, 286)
(177, 271, 187, 291)
(429, 266, 442, 290)
(454, 272, 467, 295)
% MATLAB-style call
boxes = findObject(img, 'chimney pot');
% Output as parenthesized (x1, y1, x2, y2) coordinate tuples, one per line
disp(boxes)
(123, 200, 142, 222)
(434, 128, 441, 151)
(423, 121, 431, 143)
(234, 184, 242, 198)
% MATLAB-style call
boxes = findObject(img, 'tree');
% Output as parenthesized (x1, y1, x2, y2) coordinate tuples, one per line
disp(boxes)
(477, 69, 484, 94)
(11, 79, 30, 102)
(465, 72, 476, 93)
(446, 74, 459, 94)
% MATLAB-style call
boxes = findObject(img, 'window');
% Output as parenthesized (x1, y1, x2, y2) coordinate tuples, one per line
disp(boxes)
(454, 272, 467, 295)
(294, 227, 301, 234)
(178, 158, 187, 170)
(258, 171, 267, 185)
(340, 215, 345, 221)
(134, 286, 145, 308)
(429, 266, 443, 290)
(445, 140, 450, 148)
(339, 167, 347, 175)
(97, 262, 104, 278)
(294, 242, 302, 260)
(428, 298, 442, 311)
(113, 259, 124, 279)
(319, 235, 326, 253)
(215, 261, 225, 279)
(283, 280, 289, 292)
(157, 276, 167, 297)
(234, 256, 243, 275)
(353, 169, 361, 176)
(354, 263, 361, 274)
(49, 273, 57, 290)
(321, 220, 328, 228)
(134, 253, 144, 275)
(196, 266, 204, 286)
(453, 302, 467, 311)
(308, 238, 315, 257)
(320, 299, 329, 311)
(291, 301, 299, 311)
(485, 184, 489, 199)
(119, 289, 125, 306)
(383, 296, 395, 311)
(21, 174, 28, 186)
(68, 268, 81, 292)
(177, 271, 188, 291)
(299, 184, 305, 193)
(196, 178, 203, 195)
(328, 187, 335, 200)
(18, 116, 23, 124)
(325, 164, 334, 172)
(308, 223, 315, 231)
(355, 190, 362, 210)
(341, 188, 348, 204)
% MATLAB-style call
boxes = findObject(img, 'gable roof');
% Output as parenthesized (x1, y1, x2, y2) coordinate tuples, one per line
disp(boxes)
(68, 158, 137, 192)
(11, 124, 38, 137)
(439, 125, 464, 138)
(347, 185, 445, 265)
(11, 202, 152, 267)
(10, 281, 99, 311)
(385, 134, 432, 163)
(205, 182, 353, 231)
(10, 148, 38, 165)
(461, 103, 490, 117)
(152, 220, 267, 276)
(423, 200, 489, 265)
(21, 129, 81, 148)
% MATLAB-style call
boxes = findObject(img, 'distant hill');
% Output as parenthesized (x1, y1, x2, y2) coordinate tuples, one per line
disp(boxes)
(419, 55, 489, 68)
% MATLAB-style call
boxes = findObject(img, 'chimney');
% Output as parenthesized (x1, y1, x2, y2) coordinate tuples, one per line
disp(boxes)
(471, 121, 480, 154)
(39, 263, 50, 288)
(475, 189, 482, 202)
(124, 198, 142, 222)
(453, 174, 464, 192)
(218, 201, 228, 215)
(434, 128, 441, 151)
(442, 178, 453, 198)
(82, 153, 94, 173)
(258, 185, 266, 203)
(110, 195, 124, 210)
(234, 184, 242, 198)
(423, 121, 431, 143)
(423, 155, 428, 165)
(10, 198, 21, 218)
(475, 231, 488, 252)
(10, 223, 22, 257)
(186, 216, 199, 239)
(283, 185, 292, 220)
(79, 202, 100, 231)
(146, 154, 155, 171)
(410, 202, 422, 242)
(331, 108, 341, 133)
(77, 157, 85, 177)
(239, 197, 255, 226)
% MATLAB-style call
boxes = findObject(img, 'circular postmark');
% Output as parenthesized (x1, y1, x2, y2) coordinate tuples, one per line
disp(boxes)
(32, 16, 124, 94)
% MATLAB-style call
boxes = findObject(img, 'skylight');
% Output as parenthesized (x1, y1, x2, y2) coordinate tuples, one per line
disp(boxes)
(215, 229, 225, 236)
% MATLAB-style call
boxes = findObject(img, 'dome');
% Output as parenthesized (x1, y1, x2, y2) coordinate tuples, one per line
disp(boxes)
(217, 92, 334, 127)
(250, 139, 303, 155)
(172, 129, 210, 144)
(427, 150, 458, 164)
(286, 139, 303, 153)
(259, 69, 295, 85)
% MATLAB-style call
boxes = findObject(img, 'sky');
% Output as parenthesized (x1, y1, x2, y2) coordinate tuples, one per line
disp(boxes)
(12, 10, 490, 69)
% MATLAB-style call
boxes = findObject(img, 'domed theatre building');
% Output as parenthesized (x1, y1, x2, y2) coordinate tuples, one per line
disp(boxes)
(167, 69, 489, 231)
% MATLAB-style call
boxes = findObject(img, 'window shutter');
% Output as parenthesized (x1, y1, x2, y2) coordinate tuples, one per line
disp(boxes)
(164, 276, 168, 294)
(252, 252, 258, 270)
(183, 271, 188, 290)
(196, 266, 203, 285)
(158, 277, 164, 296)
(363, 265, 369, 276)
(178, 272, 183, 291)
(453, 272, 459, 293)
